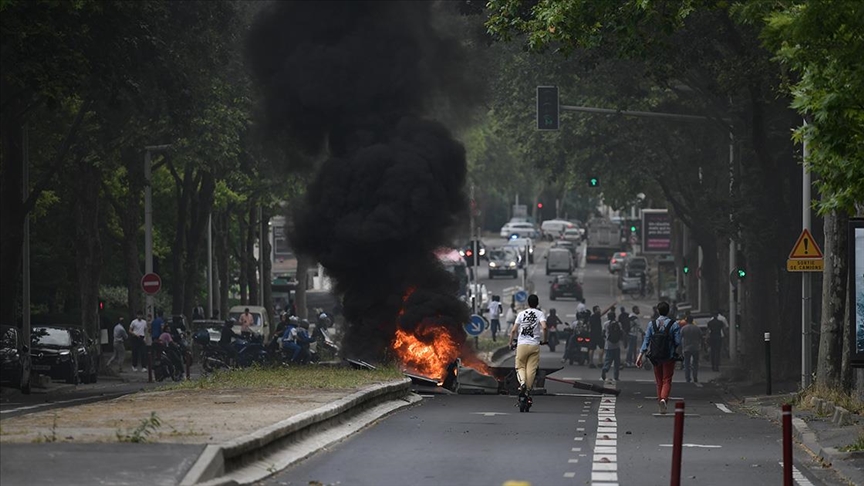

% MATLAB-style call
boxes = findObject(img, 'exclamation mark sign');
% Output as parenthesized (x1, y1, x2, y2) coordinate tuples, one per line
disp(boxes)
(804, 238, 809, 255)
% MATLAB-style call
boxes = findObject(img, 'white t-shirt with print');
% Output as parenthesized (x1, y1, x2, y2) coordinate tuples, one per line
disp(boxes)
(515, 308, 546, 346)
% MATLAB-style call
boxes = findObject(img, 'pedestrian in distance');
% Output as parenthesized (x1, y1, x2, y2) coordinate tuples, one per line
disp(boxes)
(636, 301, 682, 414)
(509, 294, 548, 407)
(680, 314, 701, 383)
(151, 310, 165, 342)
(505, 302, 517, 333)
(106, 317, 128, 372)
(487, 295, 503, 342)
(626, 306, 641, 367)
(128, 311, 148, 372)
(601, 312, 623, 383)
(587, 306, 603, 368)
(706, 311, 726, 371)
(239, 308, 254, 335)
(192, 303, 205, 321)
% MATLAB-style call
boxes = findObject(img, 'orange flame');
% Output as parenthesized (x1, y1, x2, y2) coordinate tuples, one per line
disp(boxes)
(392, 323, 459, 381)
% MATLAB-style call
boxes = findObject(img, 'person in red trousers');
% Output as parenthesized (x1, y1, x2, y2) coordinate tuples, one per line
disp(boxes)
(636, 301, 682, 414)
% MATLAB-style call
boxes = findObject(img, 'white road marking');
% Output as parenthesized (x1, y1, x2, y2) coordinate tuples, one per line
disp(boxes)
(572, 447, 581, 452)
(563, 472, 576, 478)
(659, 443, 722, 448)
(592, 471, 618, 482)
(715, 403, 733, 414)
(592, 394, 618, 485)
(0, 396, 97, 415)
(568, 458, 579, 463)
(471, 412, 509, 416)
(577, 427, 585, 431)
(779, 462, 815, 486)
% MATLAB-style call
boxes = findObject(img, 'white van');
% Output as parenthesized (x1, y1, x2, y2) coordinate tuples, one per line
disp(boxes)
(540, 220, 574, 240)
(228, 305, 272, 339)
(545, 248, 574, 275)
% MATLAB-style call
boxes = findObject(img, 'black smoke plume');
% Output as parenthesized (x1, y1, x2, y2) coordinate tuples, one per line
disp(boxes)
(246, 1, 476, 361)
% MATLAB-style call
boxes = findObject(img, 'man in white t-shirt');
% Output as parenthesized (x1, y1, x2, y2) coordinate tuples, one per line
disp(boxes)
(509, 294, 548, 405)
(128, 312, 148, 372)
(487, 295, 503, 342)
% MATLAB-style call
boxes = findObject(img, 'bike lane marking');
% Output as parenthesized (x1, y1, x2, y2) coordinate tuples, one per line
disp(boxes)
(591, 395, 619, 485)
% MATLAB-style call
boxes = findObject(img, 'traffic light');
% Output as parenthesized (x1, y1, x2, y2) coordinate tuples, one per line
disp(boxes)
(630, 225, 637, 233)
(98, 299, 105, 311)
(588, 177, 600, 188)
(682, 258, 690, 275)
(536, 86, 559, 130)
(537, 202, 543, 209)
(736, 267, 746, 279)
(736, 250, 746, 279)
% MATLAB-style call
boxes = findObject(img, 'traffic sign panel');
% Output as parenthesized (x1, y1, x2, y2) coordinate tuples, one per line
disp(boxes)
(514, 290, 528, 303)
(141, 273, 162, 295)
(465, 314, 487, 336)
(788, 228, 823, 259)
(787, 259, 823, 272)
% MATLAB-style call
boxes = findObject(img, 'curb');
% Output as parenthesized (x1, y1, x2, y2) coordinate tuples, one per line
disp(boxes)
(180, 378, 415, 485)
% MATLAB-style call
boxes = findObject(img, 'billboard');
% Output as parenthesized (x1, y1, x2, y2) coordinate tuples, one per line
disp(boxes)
(850, 218, 864, 367)
(642, 209, 672, 254)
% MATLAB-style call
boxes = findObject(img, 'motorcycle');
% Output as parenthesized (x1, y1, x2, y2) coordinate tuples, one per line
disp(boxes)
(151, 342, 184, 382)
(193, 330, 269, 372)
(564, 320, 592, 366)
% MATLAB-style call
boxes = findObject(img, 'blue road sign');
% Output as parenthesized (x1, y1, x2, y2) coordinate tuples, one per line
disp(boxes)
(514, 290, 528, 303)
(465, 314, 487, 336)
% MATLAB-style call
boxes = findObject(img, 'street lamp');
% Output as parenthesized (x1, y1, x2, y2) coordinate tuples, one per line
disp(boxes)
(144, 144, 172, 320)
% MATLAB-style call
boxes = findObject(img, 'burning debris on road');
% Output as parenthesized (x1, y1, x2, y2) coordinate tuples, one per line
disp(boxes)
(246, 1, 485, 375)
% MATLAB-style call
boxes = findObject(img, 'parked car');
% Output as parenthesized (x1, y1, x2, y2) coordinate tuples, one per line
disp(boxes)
(487, 247, 520, 278)
(30, 325, 80, 385)
(552, 239, 578, 259)
(67, 326, 100, 384)
(505, 237, 535, 264)
(0, 325, 31, 393)
(228, 305, 272, 339)
(458, 239, 487, 266)
(549, 275, 583, 301)
(545, 248, 574, 275)
(608, 252, 630, 273)
(501, 222, 538, 239)
(623, 256, 649, 276)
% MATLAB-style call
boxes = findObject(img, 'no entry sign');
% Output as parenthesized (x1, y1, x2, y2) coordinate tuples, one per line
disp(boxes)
(141, 273, 162, 295)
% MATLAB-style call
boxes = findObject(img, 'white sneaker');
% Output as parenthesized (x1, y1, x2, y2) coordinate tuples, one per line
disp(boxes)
(132, 367, 138, 372)
(141, 367, 148, 372)
(659, 399, 668, 414)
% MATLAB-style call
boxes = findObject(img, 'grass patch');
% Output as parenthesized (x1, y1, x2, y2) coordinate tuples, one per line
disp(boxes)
(117, 412, 162, 443)
(794, 384, 864, 415)
(159, 365, 405, 392)
(839, 433, 864, 452)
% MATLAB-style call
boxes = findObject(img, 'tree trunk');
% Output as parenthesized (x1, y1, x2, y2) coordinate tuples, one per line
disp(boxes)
(262, 205, 273, 326)
(246, 201, 259, 306)
(181, 171, 216, 320)
(121, 186, 143, 316)
(816, 209, 848, 388)
(73, 158, 103, 339)
(0, 112, 25, 323)
(237, 206, 248, 305)
(216, 210, 230, 319)
(295, 254, 310, 319)
(171, 166, 193, 315)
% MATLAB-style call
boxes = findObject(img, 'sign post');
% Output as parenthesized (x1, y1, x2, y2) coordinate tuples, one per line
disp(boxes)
(141, 273, 162, 296)
(786, 227, 823, 389)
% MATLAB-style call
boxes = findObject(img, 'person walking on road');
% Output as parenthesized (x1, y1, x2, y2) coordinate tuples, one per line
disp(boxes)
(587, 306, 603, 368)
(636, 301, 682, 414)
(487, 295, 503, 342)
(129, 311, 148, 372)
(106, 317, 128, 372)
(680, 314, 701, 383)
(601, 313, 623, 383)
(626, 306, 641, 367)
(706, 311, 726, 371)
(509, 294, 548, 402)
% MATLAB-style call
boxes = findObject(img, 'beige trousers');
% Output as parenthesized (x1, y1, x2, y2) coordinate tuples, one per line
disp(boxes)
(515, 344, 541, 390)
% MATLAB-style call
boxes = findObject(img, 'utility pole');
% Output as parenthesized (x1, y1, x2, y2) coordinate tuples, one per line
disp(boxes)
(207, 213, 213, 318)
(258, 205, 264, 307)
(22, 124, 30, 358)
(802, 121, 812, 389)
(469, 183, 476, 315)
(144, 145, 172, 320)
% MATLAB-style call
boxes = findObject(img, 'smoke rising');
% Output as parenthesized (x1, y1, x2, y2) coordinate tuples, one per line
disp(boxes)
(246, 1, 475, 361)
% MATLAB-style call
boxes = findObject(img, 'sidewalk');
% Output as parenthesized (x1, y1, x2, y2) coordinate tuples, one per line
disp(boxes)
(723, 380, 864, 485)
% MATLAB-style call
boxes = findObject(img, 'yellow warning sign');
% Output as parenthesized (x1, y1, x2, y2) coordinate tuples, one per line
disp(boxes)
(787, 259, 823, 272)
(788, 228, 823, 259)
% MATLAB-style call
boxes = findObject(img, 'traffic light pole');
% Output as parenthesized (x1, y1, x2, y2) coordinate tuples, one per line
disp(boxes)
(801, 124, 812, 389)
(144, 145, 171, 320)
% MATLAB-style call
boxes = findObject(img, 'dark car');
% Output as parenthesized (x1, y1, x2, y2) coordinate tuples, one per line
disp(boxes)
(67, 326, 100, 384)
(0, 325, 32, 393)
(549, 275, 583, 301)
(30, 326, 80, 385)
(458, 240, 487, 266)
(487, 247, 520, 279)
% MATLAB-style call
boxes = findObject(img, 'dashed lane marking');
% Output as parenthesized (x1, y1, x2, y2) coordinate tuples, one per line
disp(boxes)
(779, 462, 815, 486)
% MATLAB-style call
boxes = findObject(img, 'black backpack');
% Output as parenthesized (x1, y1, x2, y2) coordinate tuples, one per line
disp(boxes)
(606, 321, 622, 344)
(647, 318, 672, 363)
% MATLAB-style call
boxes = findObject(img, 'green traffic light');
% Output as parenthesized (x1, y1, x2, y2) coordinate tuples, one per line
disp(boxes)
(630, 226, 637, 232)
(683, 266, 689, 274)
(737, 268, 746, 278)
(590, 178, 598, 186)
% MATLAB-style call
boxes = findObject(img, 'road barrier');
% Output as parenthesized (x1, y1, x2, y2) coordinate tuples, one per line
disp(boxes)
(671, 401, 685, 486)
(782, 403, 793, 486)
